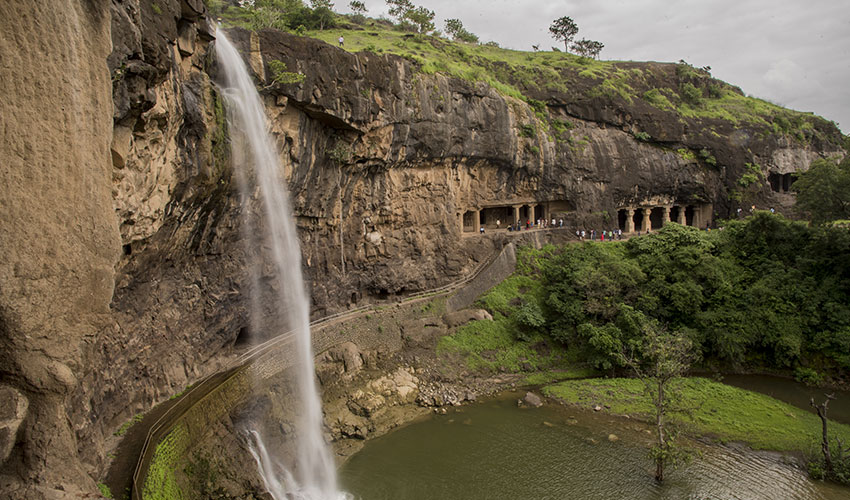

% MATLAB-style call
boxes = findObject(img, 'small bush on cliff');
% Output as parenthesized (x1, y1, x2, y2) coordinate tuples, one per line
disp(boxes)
(267, 60, 306, 85)
(519, 123, 536, 138)
(680, 82, 702, 105)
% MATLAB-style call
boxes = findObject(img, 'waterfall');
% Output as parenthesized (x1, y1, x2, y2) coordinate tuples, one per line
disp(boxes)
(215, 31, 345, 500)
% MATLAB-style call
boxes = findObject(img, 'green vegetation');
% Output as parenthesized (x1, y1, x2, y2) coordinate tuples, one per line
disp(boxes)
(114, 413, 144, 437)
(97, 482, 113, 499)
(143, 424, 190, 500)
(212, 2, 840, 148)
(267, 60, 306, 86)
(548, 16, 579, 52)
(544, 377, 850, 452)
(446, 216, 850, 382)
(437, 249, 569, 373)
(792, 156, 850, 225)
(738, 162, 764, 187)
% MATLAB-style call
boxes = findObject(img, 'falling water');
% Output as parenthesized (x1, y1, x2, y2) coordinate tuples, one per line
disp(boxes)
(215, 31, 344, 500)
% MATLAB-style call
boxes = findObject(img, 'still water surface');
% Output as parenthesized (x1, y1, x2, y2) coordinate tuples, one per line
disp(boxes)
(340, 393, 850, 500)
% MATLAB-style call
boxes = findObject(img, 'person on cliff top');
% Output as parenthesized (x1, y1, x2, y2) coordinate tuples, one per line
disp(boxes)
(338, 36, 344, 46)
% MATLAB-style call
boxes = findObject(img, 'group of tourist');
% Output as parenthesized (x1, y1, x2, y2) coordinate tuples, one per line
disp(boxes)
(498, 218, 565, 232)
(577, 229, 624, 241)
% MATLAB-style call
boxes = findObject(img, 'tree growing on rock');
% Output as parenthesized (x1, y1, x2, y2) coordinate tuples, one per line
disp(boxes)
(549, 16, 578, 52)
(328, 141, 352, 275)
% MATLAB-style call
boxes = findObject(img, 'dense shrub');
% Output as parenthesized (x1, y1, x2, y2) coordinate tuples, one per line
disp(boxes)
(492, 214, 850, 376)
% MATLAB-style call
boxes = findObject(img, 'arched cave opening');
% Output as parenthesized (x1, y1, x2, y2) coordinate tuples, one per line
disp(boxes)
(670, 206, 682, 224)
(650, 207, 665, 230)
(617, 209, 628, 231)
(632, 209, 644, 232)
(462, 211, 475, 232)
(768, 172, 782, 192)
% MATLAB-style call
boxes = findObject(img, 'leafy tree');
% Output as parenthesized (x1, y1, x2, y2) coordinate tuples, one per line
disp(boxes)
(266, 60, 306, 86)
(406, 6, 435, 33)
(571, 38, 603, 59)
(348, 0, 366, 17)
(386, 0, 414, 22)
(617, 322, 697, 482)
(308, 0, 335, 30)
(444, 18, 478, 42)
(549, 16, 579, 52)
(792, 157, 850, 225)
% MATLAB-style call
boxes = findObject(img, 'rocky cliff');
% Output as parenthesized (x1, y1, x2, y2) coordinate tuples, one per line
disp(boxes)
(0, 1, 845, 498)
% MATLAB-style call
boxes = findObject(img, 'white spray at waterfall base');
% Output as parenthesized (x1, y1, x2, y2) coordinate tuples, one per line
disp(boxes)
(215, 30, 348, 500)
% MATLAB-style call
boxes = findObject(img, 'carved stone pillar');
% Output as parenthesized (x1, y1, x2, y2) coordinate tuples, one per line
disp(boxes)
(640, 208, 650, 232)
(625, 209, 635, 232)
(663, 206, 671, 226)
(677, 206, 686, 225)
(473, 210, 481, 233)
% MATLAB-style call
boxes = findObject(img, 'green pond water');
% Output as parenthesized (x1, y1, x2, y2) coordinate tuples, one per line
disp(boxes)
(339, 392, 850, 500)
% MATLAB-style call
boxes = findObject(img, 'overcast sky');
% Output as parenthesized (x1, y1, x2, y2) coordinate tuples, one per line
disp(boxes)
(339, 0, 849, 133)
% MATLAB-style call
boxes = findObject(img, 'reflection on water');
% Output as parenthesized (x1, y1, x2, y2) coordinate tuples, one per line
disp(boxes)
(340, 393, 850, 500)
(720, 374, 850, 425)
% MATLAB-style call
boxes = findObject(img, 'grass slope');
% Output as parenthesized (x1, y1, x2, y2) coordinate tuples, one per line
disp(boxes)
(544, 377, 850, 453)
(299, 21, 838, 144)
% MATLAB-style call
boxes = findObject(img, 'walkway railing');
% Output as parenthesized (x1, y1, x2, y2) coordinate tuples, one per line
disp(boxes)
(130, 238, 514, 499)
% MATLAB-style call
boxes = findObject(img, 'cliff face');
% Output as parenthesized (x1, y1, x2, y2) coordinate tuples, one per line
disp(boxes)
(0, 2, 845, 497)
(0, 0, 116, 497)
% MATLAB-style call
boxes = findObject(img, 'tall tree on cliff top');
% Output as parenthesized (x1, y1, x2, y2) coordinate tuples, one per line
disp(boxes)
(572, 38, 604, 59)
(309, 0, 335, 30)
(407, 6, 435, 34)
(445, 18, 479, 42)
(386, 0, 414, 23)
(349, 0, 367, 18)
(549, 16, 579, 52)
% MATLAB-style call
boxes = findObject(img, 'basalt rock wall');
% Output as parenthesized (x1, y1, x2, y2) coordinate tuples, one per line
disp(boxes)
(0, 2, 845, 498)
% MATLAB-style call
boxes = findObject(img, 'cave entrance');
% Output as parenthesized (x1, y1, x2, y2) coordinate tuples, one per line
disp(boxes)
(768, 172, 782, 192)
(782, 173, 794, 191)
(670, 206, 682, 224)
(481, 206, 513, 229)
(534, 204, 545, 222)
(650, 207, 665, 230)
(462, 211, 476, 232)
(617, 209, 628, 231)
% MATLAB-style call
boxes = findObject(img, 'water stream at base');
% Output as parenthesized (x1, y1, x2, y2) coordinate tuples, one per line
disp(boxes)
(215, 30, 347, 500)
(341, 392, 850, 500)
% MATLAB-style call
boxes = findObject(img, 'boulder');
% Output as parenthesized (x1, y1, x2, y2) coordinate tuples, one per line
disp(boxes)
(442, 309, 494, 328)
(522, 391, 544, 408)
